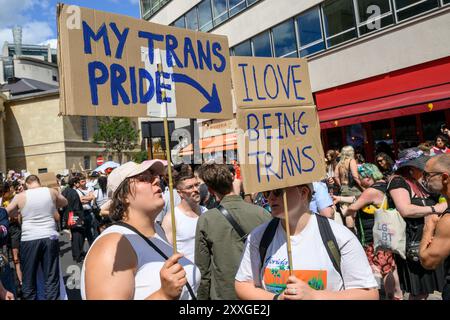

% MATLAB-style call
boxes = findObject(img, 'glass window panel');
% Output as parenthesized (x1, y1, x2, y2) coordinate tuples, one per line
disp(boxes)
(445, 0, 450, 4)
(395, 0, 440, 21)
(212, 0, 228, 26)
(326, 29, 357, 47)
(296, 7, 323, 47)
(345, 124, 366, 155)
(357, 0, 391, 22)
(299, 41, 325, 57)
(247, 0, 259, 5)
(198, 0, 213, 32)
(141, 0, 152, 14)
(322, 0, 357, 38)
(421, 111, 446, 141)
(272, 20, 297, 57)
(229, 0, 246, 16)
(185, 7, 199, 30)
(233, 40, 252, 56)
(359, 15, 393, 34)
(252, 31, 272, 57)
(326, 127, 344, 151)
(283, 52, 299, 58)
(394, 115, 419, 150)
(173, 16, 186, 29)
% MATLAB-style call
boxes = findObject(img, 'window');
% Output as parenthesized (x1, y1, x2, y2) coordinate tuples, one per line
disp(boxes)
(356, 0, 394, 35)
(198, 0, 213, 32)
(212, 0, 228, 26)
(173, 16, 186, 29)
(81, 116, 88, 141)
(108, 155, 113, 161)
(233, 40, 252, 56)
(326, 127, 344, 151)
(272, 20, 297, 57)
(52, 75, 58, 82)
(229, 0, 246, 16)
(421, 110, 446, 141)
(84, 156, 91, 170)
(185, 7, 198, 30)
(444, 0, 450, 5)
(38, 168, 48, 174)
(93, 117, 99, 134)
(252, 31, 272, 57)
(394, 0, 440, 21)
(246, 0, 259, 5)
(322, 0, 357, 47)
(395, 115, 419, 150)
(296, 7, 325, 57)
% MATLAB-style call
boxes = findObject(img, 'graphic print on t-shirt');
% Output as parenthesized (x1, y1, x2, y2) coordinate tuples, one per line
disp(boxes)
(263, 257, 328, 294)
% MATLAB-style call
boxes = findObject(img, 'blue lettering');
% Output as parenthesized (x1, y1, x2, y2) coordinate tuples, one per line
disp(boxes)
(262, 113, 272, 139)
(165, 34, 183, 68)
(275, 112, 284, 139)
(264, 152, 282, 181)
(212, 42, 226, 72)
(83, 21, 111, 56)
(252, 66, 266, 101)
(291, 65, 305, 101)
(278, 64, 291, 99)
(139, 68, 155, 103)
(247, 113, 259, 141)
(297, 111, 309, 134)
(110, 63, 130, 105)
(197, 40, 212, 71)
(248, 151, 263, 183)
(109, 23, 129, 59)
(280, 149, 293, 177)
(284, 112, 296, 137)
(88, 61, 109, 105)
(288, 147, 302, 174)
(183, 37, 199, 69)
(238, 63, 252, 102)
(156, 71, 172, 104)
(138, 31, 163, 64)
(263, 64, 279, 99)
(129, 67, 138, 104)
(302, 145, 315, 172)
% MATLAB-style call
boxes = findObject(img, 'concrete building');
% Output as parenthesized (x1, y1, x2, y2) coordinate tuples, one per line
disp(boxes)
(1, 78, 138, 175)
(0, 92, 6, 174)
(142, 0, 450, 161)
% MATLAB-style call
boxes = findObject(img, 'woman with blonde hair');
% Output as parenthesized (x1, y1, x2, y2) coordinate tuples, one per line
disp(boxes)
(334, 146, 363, 231)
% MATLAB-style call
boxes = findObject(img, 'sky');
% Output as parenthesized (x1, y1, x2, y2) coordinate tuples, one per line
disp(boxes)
(0, 0, 141, 49)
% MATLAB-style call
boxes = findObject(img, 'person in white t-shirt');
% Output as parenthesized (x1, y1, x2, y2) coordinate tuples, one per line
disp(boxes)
(235, 183, 379, 300)
(161, 172, 206, 263)
(81, 161, 200, 300)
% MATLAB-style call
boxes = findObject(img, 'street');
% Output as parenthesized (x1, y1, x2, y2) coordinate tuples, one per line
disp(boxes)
(59, 231, 86, 300)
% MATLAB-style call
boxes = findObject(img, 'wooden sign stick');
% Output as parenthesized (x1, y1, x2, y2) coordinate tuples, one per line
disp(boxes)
(283, 191, 294, 276)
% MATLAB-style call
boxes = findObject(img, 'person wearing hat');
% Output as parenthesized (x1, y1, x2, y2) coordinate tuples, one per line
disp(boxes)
(80, 161, 200, 300)
(235, 184, 379, 300)
(388, 148, 447, 300)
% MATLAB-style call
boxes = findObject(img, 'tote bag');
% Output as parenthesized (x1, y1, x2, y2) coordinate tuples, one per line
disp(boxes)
(372, 191, 407, 259)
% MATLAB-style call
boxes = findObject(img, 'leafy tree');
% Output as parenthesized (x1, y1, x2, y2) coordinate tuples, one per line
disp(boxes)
(93, 117, 139, 164)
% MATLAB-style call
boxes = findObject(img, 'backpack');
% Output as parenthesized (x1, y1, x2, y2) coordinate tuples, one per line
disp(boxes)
(259, 214, 344, 288)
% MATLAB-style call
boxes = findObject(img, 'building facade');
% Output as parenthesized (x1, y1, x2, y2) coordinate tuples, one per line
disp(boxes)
(143, 0, 450, 161)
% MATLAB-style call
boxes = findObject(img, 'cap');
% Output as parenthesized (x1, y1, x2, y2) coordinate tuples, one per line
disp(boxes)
(394, 148, 430, 172)
(100, 160, 165, 211)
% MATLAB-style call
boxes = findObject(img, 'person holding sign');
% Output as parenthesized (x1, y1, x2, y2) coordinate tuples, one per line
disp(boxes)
(235, 184, 379, 300)
(80, 161, 200, 300)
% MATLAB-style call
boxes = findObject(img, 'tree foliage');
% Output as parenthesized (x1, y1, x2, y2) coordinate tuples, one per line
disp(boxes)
(93, 117, 139, 163)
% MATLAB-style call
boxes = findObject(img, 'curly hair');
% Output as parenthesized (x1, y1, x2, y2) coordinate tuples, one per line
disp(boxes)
(108, 179, 132, 222)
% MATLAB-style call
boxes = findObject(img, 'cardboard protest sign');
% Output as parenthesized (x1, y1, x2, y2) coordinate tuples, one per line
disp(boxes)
(38, 172, 59, 189)
(236, 105, 326, 194)
(57, 4, 232, 119)
(231, 57, 313, 108)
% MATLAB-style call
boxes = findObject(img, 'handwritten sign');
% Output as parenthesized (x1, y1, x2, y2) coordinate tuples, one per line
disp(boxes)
(231, 57, 313, 108)
(57, 4, 232, 119)
(236, 105, 326, 194)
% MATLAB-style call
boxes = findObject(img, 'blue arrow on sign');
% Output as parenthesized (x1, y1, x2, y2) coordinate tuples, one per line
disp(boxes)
(172, 73, 222, 113)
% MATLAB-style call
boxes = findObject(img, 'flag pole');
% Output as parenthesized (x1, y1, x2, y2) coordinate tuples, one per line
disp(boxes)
(283, 191, 294, 276)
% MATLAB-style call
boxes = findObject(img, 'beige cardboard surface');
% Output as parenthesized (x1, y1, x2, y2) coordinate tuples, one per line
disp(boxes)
(38, 172, 59, 189)
(57, 4, 232, 119)
(231, 57, 313, 108)
(237, 105, 326, 194)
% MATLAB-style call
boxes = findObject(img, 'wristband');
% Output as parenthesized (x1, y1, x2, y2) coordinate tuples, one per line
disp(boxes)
(430, 206, 436, 214)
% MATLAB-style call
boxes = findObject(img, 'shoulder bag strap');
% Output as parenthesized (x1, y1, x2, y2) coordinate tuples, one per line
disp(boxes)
(259, 218, 280, 267)
(217, 205, 247, 241)
(114, 221, 197, 300)
(316, 214, 345, 289)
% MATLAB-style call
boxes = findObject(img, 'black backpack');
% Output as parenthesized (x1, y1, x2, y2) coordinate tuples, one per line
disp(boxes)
(259, 214, 345, 288)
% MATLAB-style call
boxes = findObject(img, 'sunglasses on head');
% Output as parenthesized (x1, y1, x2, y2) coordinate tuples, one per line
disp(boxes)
(263, 189, 284, 198)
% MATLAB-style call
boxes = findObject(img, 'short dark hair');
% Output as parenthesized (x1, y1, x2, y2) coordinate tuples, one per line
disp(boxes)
(25, 175, 40, 185)
(227, 164, 236, 176)
(68, 177, 80, 188)
(436, 134, 449, 145)
(174, 171, 195, 189)
(198, 163, 233, 196)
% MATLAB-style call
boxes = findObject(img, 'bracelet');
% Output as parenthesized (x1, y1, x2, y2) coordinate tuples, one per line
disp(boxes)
(273, 293, 280, 300)
(430, 206, 436, 214)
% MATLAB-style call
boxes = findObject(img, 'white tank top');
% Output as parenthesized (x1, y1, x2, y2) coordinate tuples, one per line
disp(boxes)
(174, 206, 205, 263)
(21, 187, 58, 242)
(80, 223, 200, 300)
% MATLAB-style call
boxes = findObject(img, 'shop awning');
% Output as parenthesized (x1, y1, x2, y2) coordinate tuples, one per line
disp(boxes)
(316, 56, 450, 129)
(179, 133, 237, 156)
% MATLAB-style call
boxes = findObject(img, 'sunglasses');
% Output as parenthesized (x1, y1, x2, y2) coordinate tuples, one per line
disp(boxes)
(423, 171, 445, 181)
(263, 189, 284, 198)
(131, 170, 158, 183)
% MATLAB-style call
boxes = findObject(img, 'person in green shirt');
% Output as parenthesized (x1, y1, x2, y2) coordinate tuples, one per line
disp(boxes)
(195, 163, 270, 300)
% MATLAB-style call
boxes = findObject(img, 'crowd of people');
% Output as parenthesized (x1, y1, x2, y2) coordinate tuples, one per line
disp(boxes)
(0, 129, 449, 300)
